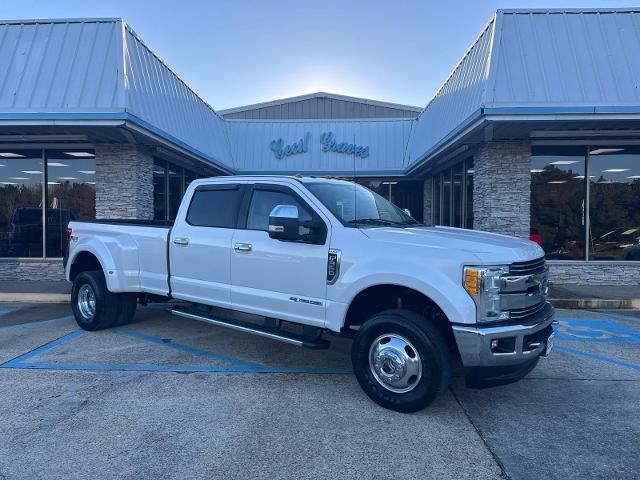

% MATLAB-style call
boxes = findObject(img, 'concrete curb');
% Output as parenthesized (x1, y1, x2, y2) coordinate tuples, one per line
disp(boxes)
(0, 293, 70, 303)
(0, 293, 638, 309)
(549, 298, 640, 310)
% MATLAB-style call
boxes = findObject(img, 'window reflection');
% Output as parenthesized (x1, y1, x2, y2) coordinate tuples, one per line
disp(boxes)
(465, 159, 474, 229)
(452, 163, 463, 227)
(169, 167, 183, 221)
(530, 146, 586, 260)
(0, 150, 44, 257)
(589, 147, 640, 261)
(153, 159, 167, 221)
(442, 171, 451, 226)
(46, 150, 96, 257)
(153, 157, 206, 221)
(430, 158, 473, 229)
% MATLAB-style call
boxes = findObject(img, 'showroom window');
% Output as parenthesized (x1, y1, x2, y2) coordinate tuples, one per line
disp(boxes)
(153, 157, 208, 222)
(588, 147, 640, 261)
(530, 146, 586, 260)
(0, 149, 96, 258)
(531, 146, 640, 261)
(431, 157, 474, 228)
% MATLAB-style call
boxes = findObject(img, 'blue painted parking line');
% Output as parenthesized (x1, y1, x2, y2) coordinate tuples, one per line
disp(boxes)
(114, 327, 266, 370)
(555, 345, 640, 371)
(7, 362, 352, 374)
(554, 317, 640, 343)
(0, 324, 351, 374)
(1, 330, 85, 367)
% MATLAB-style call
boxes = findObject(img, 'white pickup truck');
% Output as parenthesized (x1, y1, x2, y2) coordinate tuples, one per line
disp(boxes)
(65, 175, 555, 412)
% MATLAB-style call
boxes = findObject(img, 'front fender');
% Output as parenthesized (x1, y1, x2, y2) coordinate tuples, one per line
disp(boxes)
(327, 257, 476, 332)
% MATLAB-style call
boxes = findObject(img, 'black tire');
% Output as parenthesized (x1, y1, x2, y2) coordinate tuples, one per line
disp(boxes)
(71, 270, 119, 331)
(114, 293, 137, 326)
(351, 309, 451, 413)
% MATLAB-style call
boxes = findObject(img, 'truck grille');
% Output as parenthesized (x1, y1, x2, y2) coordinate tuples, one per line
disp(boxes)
(508, 301, 547, 320)
(509, 256, 546, 276)
(503, 256, 549, 321)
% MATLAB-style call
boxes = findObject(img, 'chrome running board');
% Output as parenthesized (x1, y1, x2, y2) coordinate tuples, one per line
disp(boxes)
(170, 307, 330, 349)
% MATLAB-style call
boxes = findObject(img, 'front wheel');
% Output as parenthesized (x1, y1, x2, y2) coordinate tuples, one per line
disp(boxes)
(351, 309, 451, 413)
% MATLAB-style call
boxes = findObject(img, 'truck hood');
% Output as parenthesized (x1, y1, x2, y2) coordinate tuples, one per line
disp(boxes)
(360, 225, 544, 263)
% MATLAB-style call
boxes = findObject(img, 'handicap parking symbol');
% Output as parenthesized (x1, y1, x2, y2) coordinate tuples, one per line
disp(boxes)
(555, 319, 640, 343)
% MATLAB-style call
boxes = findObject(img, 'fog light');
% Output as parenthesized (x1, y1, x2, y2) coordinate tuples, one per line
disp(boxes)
(490, 337, 516, 354)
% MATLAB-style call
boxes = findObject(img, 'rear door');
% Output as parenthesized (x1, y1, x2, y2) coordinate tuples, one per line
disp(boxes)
(170, 183, 245, 308)
(230, 182, 330, 327)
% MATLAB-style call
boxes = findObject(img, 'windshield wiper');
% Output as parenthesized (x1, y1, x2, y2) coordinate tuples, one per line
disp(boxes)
(346, 218, 404, 227)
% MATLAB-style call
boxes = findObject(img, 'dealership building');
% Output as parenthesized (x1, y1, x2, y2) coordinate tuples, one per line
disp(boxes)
(1, 8, 639, 285)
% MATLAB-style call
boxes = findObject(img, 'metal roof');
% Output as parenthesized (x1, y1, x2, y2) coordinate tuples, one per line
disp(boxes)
(122, 24, 233, 170)
(406, 8, 640, 171)
(2, 9, 640, 176)
(0, 19, 122, 112)
(219, 92, 423, 115)
(226, 118, 413, 175)
(0, 18, 233, 171)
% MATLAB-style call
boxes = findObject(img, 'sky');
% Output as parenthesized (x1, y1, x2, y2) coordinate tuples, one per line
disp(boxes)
(2, 0, 637, 110)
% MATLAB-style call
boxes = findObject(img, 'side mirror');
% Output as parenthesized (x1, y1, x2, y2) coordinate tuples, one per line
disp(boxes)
(403, 208, 412, 216)
(268, 205, 301, 241)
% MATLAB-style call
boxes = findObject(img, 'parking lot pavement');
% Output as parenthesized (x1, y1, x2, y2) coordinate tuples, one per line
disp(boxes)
(0, 305, 638, 479)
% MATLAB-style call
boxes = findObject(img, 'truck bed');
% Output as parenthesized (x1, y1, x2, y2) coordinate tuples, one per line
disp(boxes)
(67, 219, 173, 296)
(73, 219, 174, 228)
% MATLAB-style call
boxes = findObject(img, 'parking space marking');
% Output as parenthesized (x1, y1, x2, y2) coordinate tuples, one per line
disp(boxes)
(554, 317, 640, 343)
(0, 323, 352, 374)
(1, 330, 85, 367)
(114, 327, 267, 371)
(555, 345, 640, 371)
(0, 315, 74, 332)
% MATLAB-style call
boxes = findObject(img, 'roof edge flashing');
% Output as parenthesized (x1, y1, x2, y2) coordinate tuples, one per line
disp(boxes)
(122, 22, 224, 121)
(416, 14, 496, 121)
(219, 91, 423, 115)
(0, 17, 123, 25)
(496, 8, 640, 14)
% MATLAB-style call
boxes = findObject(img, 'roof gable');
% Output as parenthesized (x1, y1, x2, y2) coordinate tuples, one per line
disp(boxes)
(220, 92, 422, 120)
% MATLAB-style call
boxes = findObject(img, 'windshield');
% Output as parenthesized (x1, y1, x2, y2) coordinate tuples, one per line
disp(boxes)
(306, 182, 420, 227)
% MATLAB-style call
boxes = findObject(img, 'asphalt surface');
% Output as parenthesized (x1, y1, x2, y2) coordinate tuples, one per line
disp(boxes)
(0, 303, 638, 480)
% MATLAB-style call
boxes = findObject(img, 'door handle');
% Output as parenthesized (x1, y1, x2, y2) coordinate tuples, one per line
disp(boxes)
(173, 237, 190, 246)
(234, 243, 252, 252)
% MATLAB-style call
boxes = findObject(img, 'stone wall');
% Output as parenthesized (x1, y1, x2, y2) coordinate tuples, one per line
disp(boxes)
(95, 144, 154, 219)
(473, 142, 531, 238)
(0, 258, 65, 281)
(422, 177, 433, 224)
(549, 262, 640, 286)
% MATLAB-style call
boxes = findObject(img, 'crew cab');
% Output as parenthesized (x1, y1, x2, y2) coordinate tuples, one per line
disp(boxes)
(66, 176, 555, 412)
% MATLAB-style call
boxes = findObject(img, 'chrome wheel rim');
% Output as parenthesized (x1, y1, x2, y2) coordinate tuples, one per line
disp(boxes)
(369, 334, 422, 393)
(77, 284, 96, 320)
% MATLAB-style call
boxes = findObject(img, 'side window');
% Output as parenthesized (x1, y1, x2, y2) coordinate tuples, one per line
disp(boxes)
(246, 189, 313, 232)
(186, 187, 241, 228)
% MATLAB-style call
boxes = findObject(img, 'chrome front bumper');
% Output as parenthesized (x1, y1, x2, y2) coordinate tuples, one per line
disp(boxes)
(452, 303, 555, 367)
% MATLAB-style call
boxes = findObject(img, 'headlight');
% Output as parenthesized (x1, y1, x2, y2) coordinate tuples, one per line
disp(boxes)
(463, 266, 509, 323)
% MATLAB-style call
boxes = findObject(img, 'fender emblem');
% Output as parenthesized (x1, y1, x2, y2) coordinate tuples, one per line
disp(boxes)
(327, 249, 341, 285)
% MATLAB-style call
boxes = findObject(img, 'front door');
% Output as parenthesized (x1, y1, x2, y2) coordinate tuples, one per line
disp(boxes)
(230, 184, 330, 327)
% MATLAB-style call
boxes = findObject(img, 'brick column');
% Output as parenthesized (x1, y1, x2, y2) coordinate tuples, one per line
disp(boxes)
(423, 177, 433, 224)
(94, 144, 154, 219)
(473, 142, 531, 238)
